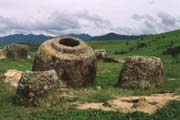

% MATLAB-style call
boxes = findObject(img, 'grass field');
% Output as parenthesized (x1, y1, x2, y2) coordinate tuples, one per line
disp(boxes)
(0, 30, 180, 120)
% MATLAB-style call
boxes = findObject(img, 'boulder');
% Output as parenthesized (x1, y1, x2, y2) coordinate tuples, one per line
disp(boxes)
(16, 70, 64, 107)
(117, 56, 163, 89)
(94, 49, 108, 61)
(0, 49, 6, 59)
(5, 43, 29, 60)
(95, 49, 119, 63)
(3, 69, 23, 87)
(32, 36, 97, 87)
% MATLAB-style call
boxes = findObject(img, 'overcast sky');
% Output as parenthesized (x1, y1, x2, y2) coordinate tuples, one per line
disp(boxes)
(0, 0, 180, 36)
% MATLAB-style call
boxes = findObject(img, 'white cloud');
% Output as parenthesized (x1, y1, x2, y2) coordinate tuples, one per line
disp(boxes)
(0, 0, 180, 36)
(0, 11, 115, 36)
(131, 13, 180, 34)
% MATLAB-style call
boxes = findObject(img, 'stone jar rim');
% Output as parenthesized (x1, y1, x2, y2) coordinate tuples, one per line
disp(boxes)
(51, 36, 87, 54)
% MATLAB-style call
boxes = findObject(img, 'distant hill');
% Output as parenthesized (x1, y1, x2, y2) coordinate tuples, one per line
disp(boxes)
(0, 32, 144, 45)
(91, 32, 142, 40)
(0, 33, 92, 45)
(66, 33, 92, 40)
(0, 34, 53, 45)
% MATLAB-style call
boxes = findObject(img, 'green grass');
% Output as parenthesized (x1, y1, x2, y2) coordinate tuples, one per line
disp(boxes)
(0, 30, 180, 119)
(1, 81, 180, 120)
(0, 58, 33, 74)
(0, 79, 180, 120)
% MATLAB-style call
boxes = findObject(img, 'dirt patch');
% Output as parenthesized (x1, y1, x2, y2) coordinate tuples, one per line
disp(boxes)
(75, 93, 180, 114)
(168, 78, 179, 81)
(98, 69, 111, 74)
(76, 103, 112, 111)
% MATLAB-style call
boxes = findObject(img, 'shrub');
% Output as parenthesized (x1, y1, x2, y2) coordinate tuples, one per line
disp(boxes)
(136, 42, 147, 49)
(163, 46, 180, 57)
(129, 46, 136, 51)
(114, 50, 129, 54)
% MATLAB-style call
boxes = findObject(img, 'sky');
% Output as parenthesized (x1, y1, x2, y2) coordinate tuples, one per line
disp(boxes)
(0, 0, 180, 36)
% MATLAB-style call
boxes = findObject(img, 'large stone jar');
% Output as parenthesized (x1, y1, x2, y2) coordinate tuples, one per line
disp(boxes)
(5, 43, 29, 60)
(117, 56, 163, 89)
(16, 70, 63, 107)
(94, 49, 108, 61)
(32, 36, 97, 87)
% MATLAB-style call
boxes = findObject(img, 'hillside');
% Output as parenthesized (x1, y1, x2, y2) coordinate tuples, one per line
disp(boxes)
(89, 29, 180, 78)
(91, 32, 143, 40)
(89, 30, 180, 56)
(66, 33, 92, 40)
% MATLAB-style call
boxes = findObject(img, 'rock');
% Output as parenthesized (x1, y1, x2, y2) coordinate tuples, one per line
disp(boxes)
(117, 59, 125, 63)
(117, 56, 163, 89)
(59, 88, 74, 97)
(0, 49, 6, 59)
(16, 70, 64, 107)
(94, 49, 108, 61)
(5, 43, 29, 60)
(132, 98, 157, 114)
(95, 49, 119, 63)
(32, 36, 97, 87)
(96, 86, 102, 90)
(3, 69, 23, 87)
(27, 55, 32, 59)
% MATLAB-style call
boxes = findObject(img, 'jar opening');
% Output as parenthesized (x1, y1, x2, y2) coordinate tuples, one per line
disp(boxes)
(59, 38, 80, 47)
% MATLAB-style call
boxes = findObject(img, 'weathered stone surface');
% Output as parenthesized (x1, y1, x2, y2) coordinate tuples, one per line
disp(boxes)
(117, 56, 163, 89)
(3, 69, 23, 87)
(0, 49, 6, 59)
(96, 86, 102, 90)
(16, 70, 64, 107)
(32, 36, 97, 87)
(94, 49, 108, 61)
(5, 43, 29, 60)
